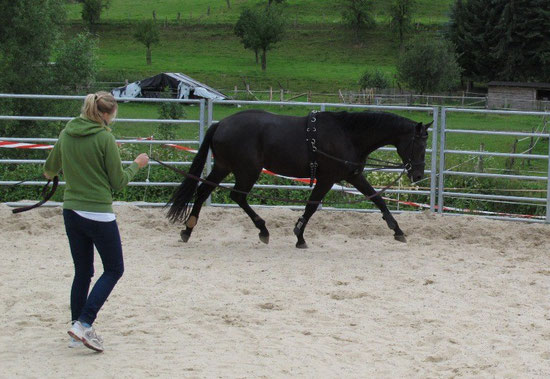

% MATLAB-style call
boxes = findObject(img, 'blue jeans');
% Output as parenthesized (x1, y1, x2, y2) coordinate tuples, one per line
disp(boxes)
(63, 209, 124, 325)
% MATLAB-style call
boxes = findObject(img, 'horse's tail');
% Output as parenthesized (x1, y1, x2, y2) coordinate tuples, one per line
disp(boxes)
(167, 122, 220, 223)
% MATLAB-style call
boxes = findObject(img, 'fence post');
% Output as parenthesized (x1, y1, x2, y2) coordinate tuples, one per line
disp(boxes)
(524, 127, 535, 167)
(437, 107, 447, 214)
(205, 99, 213, 206)
(505, 139, 518, 172)
(547, 137, 550, 223)
(477, 143, 485, 172)
(430, 107, 439, 212)
(206, 99, 213, 176)
(199, 99, 206, 144)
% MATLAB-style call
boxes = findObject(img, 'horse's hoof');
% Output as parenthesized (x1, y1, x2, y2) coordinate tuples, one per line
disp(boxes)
(295, 242, 308, 249)
(259, 233, 269, 244)
(180, 230, 191, 243)
(394, 234, 407, 243)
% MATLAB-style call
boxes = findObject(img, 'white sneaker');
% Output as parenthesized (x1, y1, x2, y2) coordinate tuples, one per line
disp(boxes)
(68, 337, 83, 348)
(68, 321, 104, 352)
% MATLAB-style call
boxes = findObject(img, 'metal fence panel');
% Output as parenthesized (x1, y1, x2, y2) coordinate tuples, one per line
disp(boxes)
(10, 94, 550, 222)
(439, 107, 550, 223)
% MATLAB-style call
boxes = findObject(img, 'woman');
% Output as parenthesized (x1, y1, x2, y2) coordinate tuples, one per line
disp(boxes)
(44, 91, 149, 352)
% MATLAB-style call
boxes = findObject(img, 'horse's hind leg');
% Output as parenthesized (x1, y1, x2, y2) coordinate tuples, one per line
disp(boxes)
(181, 166, 229, 242)
(346, 174, 406, 242)
(293, 180, 334, 249)
(229, 173, 270, 244)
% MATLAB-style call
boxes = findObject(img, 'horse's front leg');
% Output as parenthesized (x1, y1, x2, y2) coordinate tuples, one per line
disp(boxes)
(293, 181, 334, 249)
(346, 174, 406, 242)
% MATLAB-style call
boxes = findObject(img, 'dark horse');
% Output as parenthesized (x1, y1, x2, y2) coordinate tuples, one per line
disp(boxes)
(167, 110, 431, 248)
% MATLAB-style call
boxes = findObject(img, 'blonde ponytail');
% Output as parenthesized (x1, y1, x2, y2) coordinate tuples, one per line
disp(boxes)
(81, 91, 118, 125)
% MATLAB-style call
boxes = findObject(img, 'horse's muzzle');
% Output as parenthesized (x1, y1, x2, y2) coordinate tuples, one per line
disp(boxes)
(408, 172, 424, 184)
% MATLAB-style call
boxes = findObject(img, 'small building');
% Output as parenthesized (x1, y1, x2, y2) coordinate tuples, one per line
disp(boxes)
(487, 81, 550, 111)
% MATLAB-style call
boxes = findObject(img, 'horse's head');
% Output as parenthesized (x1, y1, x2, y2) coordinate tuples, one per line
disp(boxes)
(396, 121, 431, 183)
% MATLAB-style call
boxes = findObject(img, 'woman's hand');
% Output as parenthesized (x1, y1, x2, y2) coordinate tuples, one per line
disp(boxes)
(134, 153, 149, 168)
(44, 172, 53, 180)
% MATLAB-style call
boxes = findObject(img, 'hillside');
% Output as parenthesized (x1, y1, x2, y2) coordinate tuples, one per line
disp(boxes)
(65, 0, 454, 93)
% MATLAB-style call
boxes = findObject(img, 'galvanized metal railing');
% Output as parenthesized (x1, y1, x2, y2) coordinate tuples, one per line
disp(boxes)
(439, 107, 550, 223)
(4, 93, 550, 223)
(1, 94, 438, 214)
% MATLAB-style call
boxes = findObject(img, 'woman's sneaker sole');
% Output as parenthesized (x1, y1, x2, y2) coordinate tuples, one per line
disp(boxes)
(82, 340, 104, 352)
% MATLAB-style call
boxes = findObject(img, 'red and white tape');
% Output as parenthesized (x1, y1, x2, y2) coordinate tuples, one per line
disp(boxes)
(0, 141, 53, 149)
(163, 144, 198, 154)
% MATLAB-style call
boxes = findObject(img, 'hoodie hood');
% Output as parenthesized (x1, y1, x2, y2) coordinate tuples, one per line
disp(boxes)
(64, 116, 110, 137)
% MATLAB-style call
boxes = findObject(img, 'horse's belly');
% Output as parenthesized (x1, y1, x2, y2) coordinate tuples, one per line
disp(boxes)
(263, 157, 309, 179)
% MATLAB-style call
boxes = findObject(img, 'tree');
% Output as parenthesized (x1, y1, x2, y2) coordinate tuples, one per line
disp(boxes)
(81, 0, 111, 29)
(396, 36, 461, 94)
(448, 0, 505, 86)
(0, 0, 98, 146)
(53, 33, 98, 92)
(134, 20, 160, 66)
(234, 9, 260, 64)
(234, 7, 285, 71)
(340, 0, 375, 41)
(492, 0, 550, 82)
(156, 88, 186, 140)
(449, 0, 550, 83)
(0, 0, 64, 94)
(389, 0, 416, 46)
(358, 69, 391, 90)
(0, 0, 70, 138)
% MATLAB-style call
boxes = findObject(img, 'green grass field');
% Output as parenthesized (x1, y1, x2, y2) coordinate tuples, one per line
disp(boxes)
(65, 0, 451, 92)
(93, 23, 402, 93)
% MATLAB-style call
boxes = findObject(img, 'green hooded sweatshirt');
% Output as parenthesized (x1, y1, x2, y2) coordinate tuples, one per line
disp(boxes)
(44, 116, 139, 213)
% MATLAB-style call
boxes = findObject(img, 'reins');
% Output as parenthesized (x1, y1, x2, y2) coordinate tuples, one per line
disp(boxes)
(11, 176, 59, 214)
(315, 148, 405, 170)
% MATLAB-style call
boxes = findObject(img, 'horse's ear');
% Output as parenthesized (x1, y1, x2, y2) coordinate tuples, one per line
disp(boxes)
(417, 121, 433, 135)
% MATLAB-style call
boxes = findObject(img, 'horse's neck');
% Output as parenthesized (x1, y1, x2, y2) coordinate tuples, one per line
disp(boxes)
(350, 114, 408, 155)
